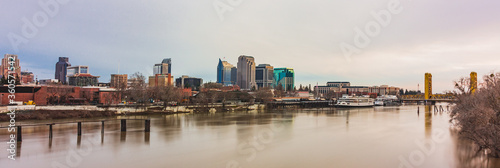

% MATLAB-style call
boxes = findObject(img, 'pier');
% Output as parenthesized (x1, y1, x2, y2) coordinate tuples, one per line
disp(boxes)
(0, 119, 152, 142)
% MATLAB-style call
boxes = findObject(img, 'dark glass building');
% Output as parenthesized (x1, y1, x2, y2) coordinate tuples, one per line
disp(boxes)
(55, 57, 71, 84)
(176, 75, 203, 91)
(256, 64, 274, 88)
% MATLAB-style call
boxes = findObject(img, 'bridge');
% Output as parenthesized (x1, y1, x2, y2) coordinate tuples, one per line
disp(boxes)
(399, 72, 477, 103)
(400, 94, 455, 103)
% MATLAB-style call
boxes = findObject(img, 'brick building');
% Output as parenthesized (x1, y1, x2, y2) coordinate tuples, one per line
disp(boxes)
(0, 85, 120, 105)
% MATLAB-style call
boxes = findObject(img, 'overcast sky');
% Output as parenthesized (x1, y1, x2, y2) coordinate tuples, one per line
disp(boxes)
(1, 0, 500, 93)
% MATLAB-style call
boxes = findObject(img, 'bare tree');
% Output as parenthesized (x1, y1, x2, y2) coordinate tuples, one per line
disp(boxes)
(450, 72, 500, 158)
(274, 84, 285, 98)
(255, 87, 274, 103)
(126, 72, 148, 110)
(203, 82, 223, 89)
(46, 84, 74, 104)
(157, 85, 182, 110)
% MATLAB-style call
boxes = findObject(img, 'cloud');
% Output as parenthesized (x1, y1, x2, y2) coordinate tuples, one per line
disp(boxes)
(1, 0, 499, 93)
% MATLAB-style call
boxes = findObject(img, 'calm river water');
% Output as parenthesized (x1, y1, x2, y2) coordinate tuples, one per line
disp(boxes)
(1, 105, 498, 168)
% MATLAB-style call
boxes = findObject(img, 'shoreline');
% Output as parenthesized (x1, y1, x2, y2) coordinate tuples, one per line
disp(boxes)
(0, 109, 191, 122)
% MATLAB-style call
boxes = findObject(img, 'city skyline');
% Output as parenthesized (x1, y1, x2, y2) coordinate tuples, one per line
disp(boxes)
(1, 1, 500, 93)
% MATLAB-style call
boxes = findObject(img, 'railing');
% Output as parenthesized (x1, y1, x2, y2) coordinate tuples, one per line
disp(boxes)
(401, 94, 455, 101)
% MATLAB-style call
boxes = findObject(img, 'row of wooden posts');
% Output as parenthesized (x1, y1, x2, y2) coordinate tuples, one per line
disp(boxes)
(15, 119, 151, 142)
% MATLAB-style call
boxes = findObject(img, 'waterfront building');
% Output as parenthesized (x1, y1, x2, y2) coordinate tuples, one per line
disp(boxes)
(256, 64, 274, 88)
(369, 85, 400, 95)
(315, 85, 336, 96)
(327, 82, 350, 87)
(0, 85, 121, 105)
(273, 67, 294, 91)
(176, 75, 203, 91)
(55, 57, 71, 84)
(237, 55, 256, 90)
(342, 86, 370, 94)
(0, 54, 21, 79)
(148, 74, 174, 87)
(217, 58, 236, 86)
(314, 82, 348, 97)
(153, 58, 172, 75)
(21, 71, 35, 84)
(110, 74, 128, 89)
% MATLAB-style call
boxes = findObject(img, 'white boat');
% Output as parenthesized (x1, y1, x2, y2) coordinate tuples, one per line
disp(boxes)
(374, 95, 400, 106)
(335, 95, 374, 107)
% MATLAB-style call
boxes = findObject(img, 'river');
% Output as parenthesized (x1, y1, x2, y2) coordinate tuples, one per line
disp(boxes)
(1, 105, 498, 168)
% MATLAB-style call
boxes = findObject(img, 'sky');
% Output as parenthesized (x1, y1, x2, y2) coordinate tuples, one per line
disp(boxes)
(1, 0, 500, 93)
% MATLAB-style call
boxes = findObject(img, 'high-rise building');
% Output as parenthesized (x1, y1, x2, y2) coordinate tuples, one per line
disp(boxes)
(176, 75, 203, 91)
(256, 64, 274, 88)
(110, 74, 128, 89)
(217, 58, 236, 86)
(154, 58, 172, 75)
(237, 55, 256, 90)
(0, 54, 21, 79)
(273, 68, 294, 91)
(231, 67, 237, 85)
(55, 57, 71, 84)
(162, 58, 172, 74)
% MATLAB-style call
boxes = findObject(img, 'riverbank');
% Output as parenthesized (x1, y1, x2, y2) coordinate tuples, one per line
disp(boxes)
(0, 110, 116, 121)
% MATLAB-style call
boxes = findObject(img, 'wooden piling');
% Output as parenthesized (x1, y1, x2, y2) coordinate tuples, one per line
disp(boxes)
(121, 119, 126, 132)
(17, 126, 22, 142)
(77, 122, 82, 136)
(145, 119, 151, 132)
(101, 121, 105, 134)
(49, 124, 53, 139)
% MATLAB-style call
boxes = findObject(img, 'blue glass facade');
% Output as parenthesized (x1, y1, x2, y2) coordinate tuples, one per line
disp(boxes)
(217, 59, 236, 86)
(273, 68, 294, 91)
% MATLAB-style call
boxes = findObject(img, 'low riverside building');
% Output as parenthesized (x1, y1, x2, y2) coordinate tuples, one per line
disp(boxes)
(0, 85, 120, 105)
(315, 81, 350, 96)
(314, 81, 399, 98)
(369, 85, 400, 95)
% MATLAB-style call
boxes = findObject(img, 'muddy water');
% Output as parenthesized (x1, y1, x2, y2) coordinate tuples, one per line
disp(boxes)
(0, 105, 498, 168)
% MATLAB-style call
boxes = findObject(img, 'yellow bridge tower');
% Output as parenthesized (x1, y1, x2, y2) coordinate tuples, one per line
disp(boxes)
(470, 72, 477, 94)
(425, 73, 432, 100)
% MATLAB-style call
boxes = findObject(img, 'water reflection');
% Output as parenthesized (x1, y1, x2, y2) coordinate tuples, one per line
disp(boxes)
(425, 105, 432, 138)
(0, 106, 499, 168)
